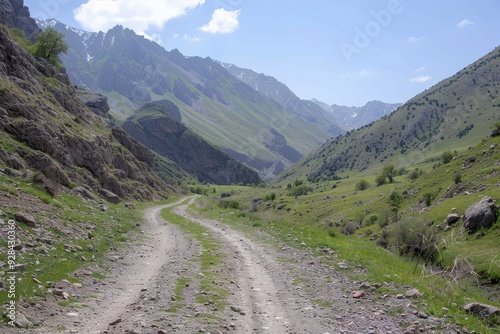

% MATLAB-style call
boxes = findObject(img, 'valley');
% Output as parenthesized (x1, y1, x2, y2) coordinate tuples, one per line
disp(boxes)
(0, 0, 499, 333)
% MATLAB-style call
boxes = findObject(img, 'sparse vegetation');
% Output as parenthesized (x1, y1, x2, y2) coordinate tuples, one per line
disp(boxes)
(33, 27, 68, 66)
(355, 179, 370, 191)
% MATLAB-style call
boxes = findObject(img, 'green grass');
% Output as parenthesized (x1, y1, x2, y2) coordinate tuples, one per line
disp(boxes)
(0, 180, 148, 320)
(161, 208, 230, 312)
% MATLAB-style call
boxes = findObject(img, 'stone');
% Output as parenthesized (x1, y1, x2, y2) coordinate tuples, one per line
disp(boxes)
(73, 186, 96, 200)
(464, 302, 500, 318)
(109, 318, 122, 326)
(417, 311, 429, 319)
(14, 312, 32, 328)
(405, 288, 423, 298)
(352, 291, 365, 299)
(13, 263, 26, 271)
(445, 213, 460, 225)
(463, 196, 497, 232)
(14, 211, 36, 227)
(99, 188, 121, 204)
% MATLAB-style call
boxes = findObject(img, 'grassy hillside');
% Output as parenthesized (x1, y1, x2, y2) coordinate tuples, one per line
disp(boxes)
(277, 46, 500, 184)
(190, 134, 500, 332)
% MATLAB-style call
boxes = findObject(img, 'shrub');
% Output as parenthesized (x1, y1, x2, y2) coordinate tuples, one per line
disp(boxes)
(375, 174, 387, 187)
(454, 172, 462, 184)
(408, 168, 423, 180)
(264, 192, 276, 201)
(365, 214, 378, 226)
(378, 207, 392, 228)
(288, 185, 312, 196)
(218, 200, 240, 209)
(389, 217, 439, 262)
(442, 150, 454, 164)
(326, 227, 337, 238)
(190, 186, 208, 195)
(422, 192, 434, 206)
(355, 179, 370, 191)
(341, 221, 360, 235)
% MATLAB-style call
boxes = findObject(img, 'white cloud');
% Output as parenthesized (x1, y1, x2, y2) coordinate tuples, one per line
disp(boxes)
(74, 0, 205, 36)
(408, 36, 425, 44)
(410, 75, 431, 83)
(199, 8, 241, 34)
(414, 66, 426, 73)
(184, 34, 201, 43)
(457, 18, 474, 29)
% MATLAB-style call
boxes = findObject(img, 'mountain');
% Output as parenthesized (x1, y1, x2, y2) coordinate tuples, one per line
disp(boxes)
(218, 62, 346, 136)
(311, 99, 402, 130)
(35, 19, 337, 181)
(122, 100, 262, 185)
(0, 19, 192, 202)
(276, 46, 500, 183)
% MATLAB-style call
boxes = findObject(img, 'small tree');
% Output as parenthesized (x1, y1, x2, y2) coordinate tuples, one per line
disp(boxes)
(33, 27, 68, 66)
(383, 164, 396, 183)
(355, 179, 370, 191)
(388, 190, 403, 222)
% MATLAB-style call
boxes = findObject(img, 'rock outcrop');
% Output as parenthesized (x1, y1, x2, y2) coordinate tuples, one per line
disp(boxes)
(463, 196, 498, 232)
(0, 23, 179, 201)
(0, 0, 40, 40)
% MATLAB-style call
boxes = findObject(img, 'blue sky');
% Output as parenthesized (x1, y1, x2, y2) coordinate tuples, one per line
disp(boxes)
(25, 0, 500, 107)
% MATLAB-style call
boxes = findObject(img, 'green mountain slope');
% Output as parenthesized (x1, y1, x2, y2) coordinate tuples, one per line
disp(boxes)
(219, 62, 346, 135)
(277, 46, 500, 184)
(36, 19, 337, 180)
(121, 100, 262, 185)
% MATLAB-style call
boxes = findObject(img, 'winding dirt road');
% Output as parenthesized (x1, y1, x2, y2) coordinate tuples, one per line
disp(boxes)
(12, 196, 454, 334)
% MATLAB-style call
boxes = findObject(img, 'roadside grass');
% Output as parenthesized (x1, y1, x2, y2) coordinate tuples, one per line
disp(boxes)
(161, 209, 229, 313)
(0, 178, 150, 319)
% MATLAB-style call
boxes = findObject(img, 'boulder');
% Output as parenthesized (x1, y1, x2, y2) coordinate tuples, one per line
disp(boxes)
(99, 188, 120, 204)
(463, 197, 498, 232)
(14, 211, 36, 227)
(464, 302, 500, 318)
(445, 213, 460, 225)
(73, 186, 96, 200)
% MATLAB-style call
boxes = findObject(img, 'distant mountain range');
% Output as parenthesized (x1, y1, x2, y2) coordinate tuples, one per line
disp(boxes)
(276, 45, 500, 183)
(311, 99, 402, 130)
(35, 19, 344, 180)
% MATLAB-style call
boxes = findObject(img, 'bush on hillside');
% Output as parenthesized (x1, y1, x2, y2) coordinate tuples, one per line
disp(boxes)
(218, 200, 240, 209)
(389, 217, 439, 262)
(355, 179, 370, 191)
(442, 150, 454, 164)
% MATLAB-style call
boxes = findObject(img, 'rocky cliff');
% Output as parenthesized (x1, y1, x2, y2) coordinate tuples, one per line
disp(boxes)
(0, 0, 39, 39)
(122, 100, 262, 185)
(0, 22, 186, 201)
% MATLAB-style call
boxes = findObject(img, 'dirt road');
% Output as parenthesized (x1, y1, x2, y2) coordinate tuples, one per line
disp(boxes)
(10, 196, 455, 333)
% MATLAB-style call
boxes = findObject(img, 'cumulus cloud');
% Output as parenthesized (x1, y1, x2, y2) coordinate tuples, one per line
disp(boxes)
(200, 8, 241, 34)
(457, 18, 474, 29)
(184, 34, 201, 42)
(74, 0, 205, 36)
(410, 75, 431, 83)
